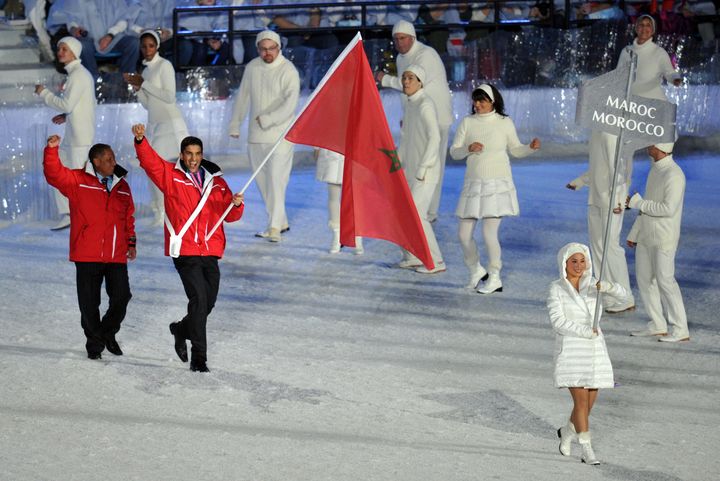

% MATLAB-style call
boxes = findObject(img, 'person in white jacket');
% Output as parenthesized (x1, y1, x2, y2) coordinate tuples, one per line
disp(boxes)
(35, 36, 96, 231)
(548, 242, 626, 465)
(626, 142, 689, 342)
(123, 30, 189, 225)
(450, 84, 540, 293)
(567, 14, 681, 314)
(396, 65, 445, 274)
(315, 149, 363, 255)
(229, 30, 300, 243)
(375, 20, 453, 224)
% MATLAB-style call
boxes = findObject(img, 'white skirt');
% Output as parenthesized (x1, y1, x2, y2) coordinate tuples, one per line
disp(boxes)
(316, 149, 344, 185)
(455, 177, 519, 219)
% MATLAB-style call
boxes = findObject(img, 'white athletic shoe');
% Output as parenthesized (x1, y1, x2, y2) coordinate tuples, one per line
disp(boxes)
(396, 259, 423, 269)
(415, 262, 446, 274)
(268, 228, 281, 243)
(630, 329, 667, 337)
(658, 333, 690, 342)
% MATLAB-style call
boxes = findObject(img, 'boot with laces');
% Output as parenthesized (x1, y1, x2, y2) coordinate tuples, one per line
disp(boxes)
(578, 431, 600, 465)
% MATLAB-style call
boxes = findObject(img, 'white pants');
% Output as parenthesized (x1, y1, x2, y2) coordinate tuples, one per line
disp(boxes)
(635, 244, 688, 337)
(458, 217, 502, 273)
(248, 141, 293, 230)
(402, 180, 443, 265)
(428, 126, 449, 219)
(588, 204, 635, 307)
(54, 144, 91, 216)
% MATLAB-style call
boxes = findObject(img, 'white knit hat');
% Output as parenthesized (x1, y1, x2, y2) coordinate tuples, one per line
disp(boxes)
(256, 30, 281, 48)
(140, 29, 161, 46)
(403, 64, 425, 83)
(636, 14, 656, 34)
(392, 20, 416, 38)
(58, 36, 82, 60)
(654, 142, 674, 153)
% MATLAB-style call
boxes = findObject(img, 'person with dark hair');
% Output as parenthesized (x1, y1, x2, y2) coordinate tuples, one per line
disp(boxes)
(132, 124, 245, 373)
(449, 84, 540, 293)
(123, 30, 189, 225)
(43, 135, 136, 360)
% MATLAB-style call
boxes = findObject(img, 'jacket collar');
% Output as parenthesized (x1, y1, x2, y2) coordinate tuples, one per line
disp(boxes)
(83, 161, 128, 191)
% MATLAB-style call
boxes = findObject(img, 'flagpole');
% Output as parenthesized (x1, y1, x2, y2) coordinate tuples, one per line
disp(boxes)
(592, 51, 637, 331)
(207, 32, 366, 240)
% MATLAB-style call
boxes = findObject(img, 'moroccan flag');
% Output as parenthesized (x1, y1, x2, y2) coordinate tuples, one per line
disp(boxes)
(285, 33, 433, 269)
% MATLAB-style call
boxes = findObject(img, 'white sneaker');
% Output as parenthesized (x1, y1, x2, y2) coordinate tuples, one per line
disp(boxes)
(396, 259, 423, 269)
(51, 214, 71, 231)
(630, 329, 668, 337)
(658, 333, 690, 343)
(465, 263, 488, 289)
(254, 230, 270, 238)
(605, 303, 636, 314)
(353, 237, 364, 255)
(267, 228, 281, 243)
(415, 262, 446, 274)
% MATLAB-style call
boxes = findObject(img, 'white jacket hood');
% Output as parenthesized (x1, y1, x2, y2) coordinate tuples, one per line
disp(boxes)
(557, 242, 593, 292)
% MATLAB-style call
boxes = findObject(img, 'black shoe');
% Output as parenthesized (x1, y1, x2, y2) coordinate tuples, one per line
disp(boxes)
(88, 352, 102, 360)
(190, 359, 210, 373)
(169, 322, 188, 363)
(105, 336, 123, 356)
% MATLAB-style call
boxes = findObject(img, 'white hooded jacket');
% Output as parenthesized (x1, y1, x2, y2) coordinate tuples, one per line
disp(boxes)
(547, 243, 624, 389)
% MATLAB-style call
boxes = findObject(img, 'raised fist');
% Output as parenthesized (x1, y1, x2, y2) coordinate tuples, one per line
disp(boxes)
(132, 124, 146, 140)
(47, 135, 61, 148)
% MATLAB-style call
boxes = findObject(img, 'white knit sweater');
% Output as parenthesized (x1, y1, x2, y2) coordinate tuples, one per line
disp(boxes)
(137, 54, 186, 128)
(617, 39, 680, 101)
(228, 53, 300, 144)
(398, 89, 441, 183)
(627, 155, 685, 252)
(40, 59, 96, 148)
(449, 112, 534, 180)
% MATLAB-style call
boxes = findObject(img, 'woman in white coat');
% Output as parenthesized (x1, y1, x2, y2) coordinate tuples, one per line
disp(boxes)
(315, 148, 363, 255)
(396, 65, 445, 274)
(450, 84, 540, 292)
(124, 30, 189, 225)
(548, 242, 626, 465)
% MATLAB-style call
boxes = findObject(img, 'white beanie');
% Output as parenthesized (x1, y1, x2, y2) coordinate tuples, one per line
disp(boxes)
(636, 14, 656, 34)
(256, 30, 281, 48)
(140, 29, 161, 47)
(654, 142, 674, 153)
(392, 20, 416, 38)
(58, 36, 82, 60)
(403, 64, 426, 84)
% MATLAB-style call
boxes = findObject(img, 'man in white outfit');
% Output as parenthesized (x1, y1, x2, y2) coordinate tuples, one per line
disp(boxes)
(229, 30, 300, 242)
(626, 142, 689, 342)
(35, 36, 96, 230)
(375, 20, 453, 223)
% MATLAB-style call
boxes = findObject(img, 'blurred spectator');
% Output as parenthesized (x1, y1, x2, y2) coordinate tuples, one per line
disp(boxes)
(176, 0, 231, 67)
(127, 0, 176, 60)
(683, 0, 718, 46)
(416, 3, 462, 54)
(270, 0, 339, 49)
(25, 0, 54, 61)
(46, 0, 140, 78)
(385, 2, 419, 25)
(577, 2, 625, 20)
(229, 0, 270, 65)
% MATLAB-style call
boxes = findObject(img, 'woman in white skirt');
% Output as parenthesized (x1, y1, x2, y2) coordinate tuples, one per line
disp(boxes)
(315, 148, 363, 255)
(124, 30, 189, 225)
(548, 242, 626, 465)
(450, 84, 540, 292)
(396, 65, 445, 274)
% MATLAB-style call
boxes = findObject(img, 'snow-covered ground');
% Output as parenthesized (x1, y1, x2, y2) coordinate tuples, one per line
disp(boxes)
(1, 151, 719, 481)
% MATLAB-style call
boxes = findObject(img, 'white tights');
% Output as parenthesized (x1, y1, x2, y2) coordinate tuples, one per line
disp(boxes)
(327, 183, 341, 229)
(458, 217, 502, 272)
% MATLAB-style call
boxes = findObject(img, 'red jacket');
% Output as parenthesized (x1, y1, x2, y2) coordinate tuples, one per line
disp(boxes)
(134, 137, 243, 258)
(44, 146, 136, 263)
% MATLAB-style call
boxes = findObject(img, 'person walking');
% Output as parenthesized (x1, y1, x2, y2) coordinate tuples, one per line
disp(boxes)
(626, 142, 689, 342)
(449, 84, 540, 292)
(35, 36, 95, 231)
(124, 30, 189, 225)
(548, 242, 626, 465)
(43, 135, 136, 360)
(133, 124, 245, 373)
(229, 30, 300, 243)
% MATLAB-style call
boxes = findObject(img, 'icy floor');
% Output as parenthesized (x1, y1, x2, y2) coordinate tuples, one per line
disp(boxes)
(1, 153, 719, 481)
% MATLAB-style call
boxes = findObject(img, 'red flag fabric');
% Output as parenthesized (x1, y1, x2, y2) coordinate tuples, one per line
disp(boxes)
(285, 34, 433, 269)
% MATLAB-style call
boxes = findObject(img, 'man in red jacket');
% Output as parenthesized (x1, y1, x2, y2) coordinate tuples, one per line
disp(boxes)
(43, 135, 136, 360)
(132, 123, 244, 373)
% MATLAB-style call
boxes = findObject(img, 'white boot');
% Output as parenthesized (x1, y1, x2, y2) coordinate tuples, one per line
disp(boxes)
(465, 262, 488, 289)
(578, 431, 600, 465)
(557, 420, 576, 456)
(329, 228, 341, 254)
(354, 236, 364, 255)
(477, 269, 502, 294)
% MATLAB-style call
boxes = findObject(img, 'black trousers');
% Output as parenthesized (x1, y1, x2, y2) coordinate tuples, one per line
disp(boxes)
(75, 262, 132, 355)
(172, 256, 220, 363)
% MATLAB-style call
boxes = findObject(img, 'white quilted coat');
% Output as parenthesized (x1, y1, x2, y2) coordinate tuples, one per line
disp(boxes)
(547, 243, 625, 389)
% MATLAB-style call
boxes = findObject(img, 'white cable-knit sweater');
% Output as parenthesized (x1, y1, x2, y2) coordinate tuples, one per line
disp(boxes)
(40, 59, 96, 148)
(449, 112, 534, 180)
(228, 53, 300, 144)
(137, 54, 186, 129)
(627, 155, 685, 252)
(398, 89, 441, 183)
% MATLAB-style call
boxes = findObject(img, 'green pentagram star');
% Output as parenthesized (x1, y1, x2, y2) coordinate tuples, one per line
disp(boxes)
(379, 148, 401, 173)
